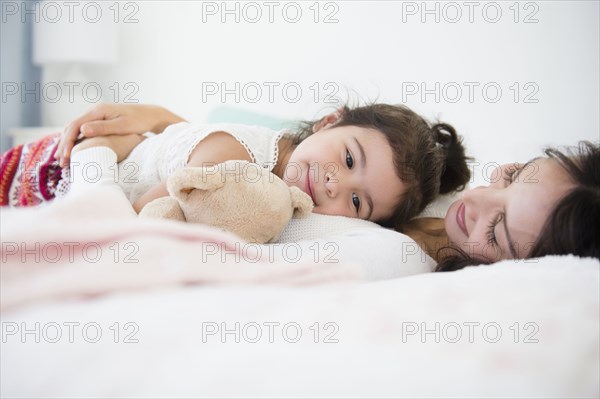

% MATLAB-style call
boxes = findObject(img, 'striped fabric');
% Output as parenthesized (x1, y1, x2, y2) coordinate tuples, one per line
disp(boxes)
(0, 133, 64, 206)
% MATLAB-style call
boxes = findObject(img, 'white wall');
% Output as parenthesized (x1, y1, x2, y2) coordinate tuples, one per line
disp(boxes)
(17, 1, 600, 186)
(104, 0, 598, 186)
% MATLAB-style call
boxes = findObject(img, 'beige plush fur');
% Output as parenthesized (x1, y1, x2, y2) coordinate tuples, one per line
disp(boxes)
(139, 160, 313, 243)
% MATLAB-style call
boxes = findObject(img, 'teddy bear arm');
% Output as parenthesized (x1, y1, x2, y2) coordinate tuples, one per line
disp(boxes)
(289, 186, 314, 218)
(139, 196, 186, 221)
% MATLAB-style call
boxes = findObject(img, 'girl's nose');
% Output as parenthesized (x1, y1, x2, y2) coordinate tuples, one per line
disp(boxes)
(324, 171, 337, 198)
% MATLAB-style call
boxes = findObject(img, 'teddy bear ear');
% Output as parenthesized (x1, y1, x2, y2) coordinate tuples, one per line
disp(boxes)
(289, 186, 314, 218)
(168, 166, 226, 200)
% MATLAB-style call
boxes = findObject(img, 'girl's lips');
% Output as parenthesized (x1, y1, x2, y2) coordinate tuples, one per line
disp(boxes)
(456, 202, 468, 237)
(305, 169, 315, 204)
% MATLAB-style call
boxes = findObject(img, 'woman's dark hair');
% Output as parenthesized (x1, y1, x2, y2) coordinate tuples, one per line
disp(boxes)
(293, 103, 471, 229)
(435, 141, 600, 272)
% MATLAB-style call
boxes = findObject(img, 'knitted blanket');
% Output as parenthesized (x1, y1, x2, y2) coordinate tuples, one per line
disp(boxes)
(0, 133, 65, 206)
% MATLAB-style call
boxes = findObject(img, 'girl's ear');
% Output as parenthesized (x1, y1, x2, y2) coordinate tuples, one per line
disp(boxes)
(311, 108, 344, 133)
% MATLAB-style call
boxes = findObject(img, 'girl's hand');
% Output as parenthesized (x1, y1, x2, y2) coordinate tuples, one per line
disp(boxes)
(56, 103, 185, 167)
(71, 134, 146, 163)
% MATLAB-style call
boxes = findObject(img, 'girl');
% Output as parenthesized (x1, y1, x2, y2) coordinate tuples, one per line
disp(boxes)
(57, 102, 471, 229)
(58, 105, 599, 267)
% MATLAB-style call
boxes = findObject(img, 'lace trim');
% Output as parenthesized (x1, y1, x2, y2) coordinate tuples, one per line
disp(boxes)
(270, 130, 286, 170)
(184, 129, 256, 167)
(270, 129, 296, 171)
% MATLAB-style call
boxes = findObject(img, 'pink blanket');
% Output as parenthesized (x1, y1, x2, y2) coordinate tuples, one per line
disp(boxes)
(1, 184, 362, 312)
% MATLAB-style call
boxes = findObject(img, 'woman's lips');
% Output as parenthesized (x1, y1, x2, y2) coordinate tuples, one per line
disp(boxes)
(456, 202, 468, 236)
(305, 169, 315, 204)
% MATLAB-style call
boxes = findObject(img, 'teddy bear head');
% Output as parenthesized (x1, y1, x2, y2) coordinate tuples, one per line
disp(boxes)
(139, 160, 313, 243)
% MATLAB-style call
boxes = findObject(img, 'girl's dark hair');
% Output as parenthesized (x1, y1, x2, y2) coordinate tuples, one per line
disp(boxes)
(293, 103, 471, 229)
(435, 141, 600, 272)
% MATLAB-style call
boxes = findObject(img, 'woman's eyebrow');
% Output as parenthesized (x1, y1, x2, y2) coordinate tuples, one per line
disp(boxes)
(353, 137, 373, 220)
(501, 214, 518, 258)
(501, 157, 542, 259)
(502, 157, 542, 259)
(513, 156, 541, 182)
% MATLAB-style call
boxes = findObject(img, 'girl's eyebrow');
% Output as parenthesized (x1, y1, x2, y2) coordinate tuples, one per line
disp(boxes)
(352, 137, 373, 220)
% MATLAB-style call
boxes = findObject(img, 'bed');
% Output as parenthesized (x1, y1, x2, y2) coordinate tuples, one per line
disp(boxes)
(1, 148, 598, 398)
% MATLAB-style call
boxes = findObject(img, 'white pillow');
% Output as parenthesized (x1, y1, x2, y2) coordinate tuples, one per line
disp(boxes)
(277, 212, 380, 242)
(274, 213, 435, 280)
(273, 193, 462, 281)
(415, 192, 460, 219)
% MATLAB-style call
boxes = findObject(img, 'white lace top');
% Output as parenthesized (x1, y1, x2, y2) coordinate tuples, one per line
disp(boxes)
(118, 122, 287, 203)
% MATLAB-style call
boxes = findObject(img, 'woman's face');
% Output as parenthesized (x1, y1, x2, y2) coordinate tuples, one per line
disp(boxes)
(445, 157, 575, 262)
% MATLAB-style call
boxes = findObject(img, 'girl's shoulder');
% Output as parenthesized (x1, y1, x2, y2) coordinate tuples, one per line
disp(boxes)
(161, 121, 285, 139)
(159, 122, 287, 172)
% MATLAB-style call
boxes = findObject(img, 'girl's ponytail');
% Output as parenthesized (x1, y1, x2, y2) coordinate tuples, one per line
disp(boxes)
(432, 123, 471, 194)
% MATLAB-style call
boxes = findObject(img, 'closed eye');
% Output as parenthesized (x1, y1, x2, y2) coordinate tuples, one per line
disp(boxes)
(486, 213, 504, 246)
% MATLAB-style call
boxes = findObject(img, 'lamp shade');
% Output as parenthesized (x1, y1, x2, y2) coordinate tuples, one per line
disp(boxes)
(33, 1, 118, 65)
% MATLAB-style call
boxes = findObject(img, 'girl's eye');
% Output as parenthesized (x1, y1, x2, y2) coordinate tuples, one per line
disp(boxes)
(486, 214, 504, 246)
(346, 150, 354, 169)
(352, 193, 361, 212)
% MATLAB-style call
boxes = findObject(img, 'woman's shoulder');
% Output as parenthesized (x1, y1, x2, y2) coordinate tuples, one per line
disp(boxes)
(404, 217, 446, 234)
(403, 217, 449, 263)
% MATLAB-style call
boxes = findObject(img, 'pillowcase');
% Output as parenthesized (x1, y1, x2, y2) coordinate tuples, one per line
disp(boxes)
(278, 212, 380, 242)
(274, 191, 462, 279)
(275, 213, 435, 280)
(416, 192, 459, 219)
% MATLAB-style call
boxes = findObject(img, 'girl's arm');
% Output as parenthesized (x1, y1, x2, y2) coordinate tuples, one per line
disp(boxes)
(133, 182, 169, 214)
(71, 134, 146, 163)
(132, 131, 252, 214)
(57, 103, 185, 167)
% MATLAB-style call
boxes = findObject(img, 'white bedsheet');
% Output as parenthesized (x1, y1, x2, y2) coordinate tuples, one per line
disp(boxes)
(1, 255, 598, 398)
(1, 148, 598, 397)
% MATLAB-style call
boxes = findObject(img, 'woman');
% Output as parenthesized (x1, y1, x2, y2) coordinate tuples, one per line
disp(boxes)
(405, 142, 600, 269)
(57, 104, 600, 268)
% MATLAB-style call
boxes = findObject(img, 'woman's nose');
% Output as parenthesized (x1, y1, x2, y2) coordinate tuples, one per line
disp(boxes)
(462, 186, 494, 222)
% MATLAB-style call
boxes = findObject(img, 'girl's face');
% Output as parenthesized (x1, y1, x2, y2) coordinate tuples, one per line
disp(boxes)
(444, 158, 575, 262)
(282, 119, 405, 222)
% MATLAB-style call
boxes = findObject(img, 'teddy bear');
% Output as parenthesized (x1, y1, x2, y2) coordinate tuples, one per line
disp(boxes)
(139, 160, 313, 243)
